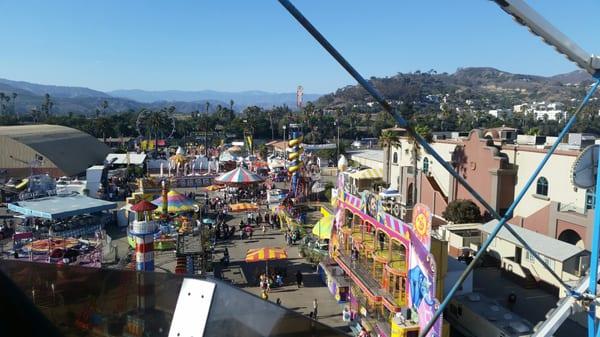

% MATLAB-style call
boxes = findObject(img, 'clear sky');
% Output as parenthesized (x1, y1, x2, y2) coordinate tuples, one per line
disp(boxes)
(0, 1, 597, 94)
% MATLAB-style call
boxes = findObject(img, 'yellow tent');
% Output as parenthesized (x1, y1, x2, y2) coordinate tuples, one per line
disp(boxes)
(311, 215, 334, 240)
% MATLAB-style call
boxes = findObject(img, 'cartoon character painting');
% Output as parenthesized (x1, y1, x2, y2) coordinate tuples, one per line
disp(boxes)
(408, 234, 442, 337)
(408, 263, 434, 310)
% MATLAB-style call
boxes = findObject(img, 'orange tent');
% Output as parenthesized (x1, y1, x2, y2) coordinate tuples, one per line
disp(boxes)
(230, 203, 259, 212)
(245, 247, 288, 263)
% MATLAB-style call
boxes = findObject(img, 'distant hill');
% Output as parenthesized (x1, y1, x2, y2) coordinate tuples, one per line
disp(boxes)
(0, 77, 320, 115)
(0, 67, 590, 116)
(315, 67, 593, 111)
(548, 70, 594, 84)
(0, 78, 110, 98)
(109, 89, 321, 108)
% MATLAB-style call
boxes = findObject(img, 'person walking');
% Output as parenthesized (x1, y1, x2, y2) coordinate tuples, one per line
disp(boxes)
(312, 298, 318, 320)
(295, 270, 303, 288)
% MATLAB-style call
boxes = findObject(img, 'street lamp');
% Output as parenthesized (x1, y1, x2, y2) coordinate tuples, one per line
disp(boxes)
(282, 125, 287, 142)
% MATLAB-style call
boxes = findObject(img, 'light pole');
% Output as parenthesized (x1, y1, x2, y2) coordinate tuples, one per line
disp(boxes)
(282, 125, 287, 159)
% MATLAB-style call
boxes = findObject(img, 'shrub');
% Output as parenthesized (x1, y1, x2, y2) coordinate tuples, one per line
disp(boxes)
(442, 199, 482, 223)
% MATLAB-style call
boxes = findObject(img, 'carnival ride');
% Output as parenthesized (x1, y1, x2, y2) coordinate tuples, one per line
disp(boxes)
(287, 125, 304, 197)
(277, 0, 600, 336)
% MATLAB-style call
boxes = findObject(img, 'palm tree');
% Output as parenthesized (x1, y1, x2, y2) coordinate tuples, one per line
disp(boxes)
(229, 99, 234, 112)
(101, 100, 109, 116)
(42, 93, 53, 118)
(0, 93, 5, 114)
(11, 93, 17, 116)
(205, 101, 210, 114)
(378, 130, 400, 186)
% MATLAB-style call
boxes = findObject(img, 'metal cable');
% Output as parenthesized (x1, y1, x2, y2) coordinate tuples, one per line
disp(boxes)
(277, 0, 573, 292)
(276, 0, 600, 335)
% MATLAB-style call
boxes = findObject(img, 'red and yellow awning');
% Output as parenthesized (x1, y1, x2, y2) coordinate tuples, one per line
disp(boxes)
(230, 203, 259, 213)
(245, 247, 288, 263)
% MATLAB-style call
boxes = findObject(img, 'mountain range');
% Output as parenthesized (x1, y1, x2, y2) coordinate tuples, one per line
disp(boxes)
(0, 68, 594, 116)
(0, 78, 320, 115)
(315, 68, 594, 110)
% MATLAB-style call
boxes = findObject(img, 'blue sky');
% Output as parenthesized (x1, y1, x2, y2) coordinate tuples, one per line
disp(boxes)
(0, 1, 597, 94)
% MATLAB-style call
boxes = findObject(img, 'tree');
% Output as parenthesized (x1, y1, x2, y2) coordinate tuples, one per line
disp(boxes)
(11, 93, 17, 116)
(229, 99, 234, 112)
(101, 100, 109, 116)
(378, 129, 400, 185)
(41, 93, 53, 118)
(442, 199, 482, 223)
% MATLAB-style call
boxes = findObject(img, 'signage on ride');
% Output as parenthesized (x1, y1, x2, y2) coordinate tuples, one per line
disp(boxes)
(412, 203, 432, 251)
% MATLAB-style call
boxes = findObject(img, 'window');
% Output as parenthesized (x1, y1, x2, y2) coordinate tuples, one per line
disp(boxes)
(586, 189, 595, 210)
(392, 152, 398, 164)
(423, 157, 429, 174)
(536, 177, 548, 196)
(542, 256, 554, 269)
(525, 251, 535, 263)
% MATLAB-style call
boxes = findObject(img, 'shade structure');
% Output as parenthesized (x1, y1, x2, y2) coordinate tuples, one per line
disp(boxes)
(151, 190, 197, 213)
(245, 247, 288, 263)
(311, 215, 334, 240)
(130, 200, 158, 212)
(350, 168, 383, 180)
(229, 203, 259, 213)
(215, 166, 264, 184)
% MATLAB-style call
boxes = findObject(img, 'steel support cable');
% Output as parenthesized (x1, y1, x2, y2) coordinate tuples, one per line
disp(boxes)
(277, 0, 573, 291)
(276, 0, 600, 336)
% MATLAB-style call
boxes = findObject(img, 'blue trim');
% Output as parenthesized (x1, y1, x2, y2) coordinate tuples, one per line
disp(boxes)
(588, 149, 600, 337)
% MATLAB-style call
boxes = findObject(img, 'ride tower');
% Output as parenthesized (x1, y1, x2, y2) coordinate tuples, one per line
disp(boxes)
(286, 124, 304, 197)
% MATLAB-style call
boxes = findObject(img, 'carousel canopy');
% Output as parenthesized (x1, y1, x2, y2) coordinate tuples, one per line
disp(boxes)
(215, 166, 264, 184)
(151, 190, 197, 213)
(131, 200, 158, 212)
(245, 247, 288, 263)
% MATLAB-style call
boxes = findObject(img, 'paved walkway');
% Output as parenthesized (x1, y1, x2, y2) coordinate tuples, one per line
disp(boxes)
(213, 207, 349, 333)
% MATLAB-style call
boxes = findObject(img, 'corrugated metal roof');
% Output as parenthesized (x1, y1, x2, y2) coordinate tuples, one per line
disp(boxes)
(8, 194, 116, 220)
(481, 220, 586, 261)
(0, 124, 110, 176)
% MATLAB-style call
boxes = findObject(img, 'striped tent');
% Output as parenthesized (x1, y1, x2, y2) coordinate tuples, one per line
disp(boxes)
(350, 168, 384, 180)
(151, 190, 197, 213)
(215, 166, 264, 184)
(245, 247, 288, 262)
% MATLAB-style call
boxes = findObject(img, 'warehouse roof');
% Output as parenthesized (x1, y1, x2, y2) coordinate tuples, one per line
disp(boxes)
(8, 194, 117, 220)
(0, 124, 110, 176)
